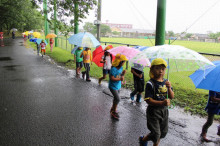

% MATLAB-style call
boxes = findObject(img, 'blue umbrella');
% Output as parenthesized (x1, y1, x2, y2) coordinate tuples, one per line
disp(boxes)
(36, 39, 48, 45)
(189, 61, 220, 92)
(71, 46, 79, 54)
(29, 38, 37, 42)
(68, 32, 100, 48)
(139, 46, 149, 51)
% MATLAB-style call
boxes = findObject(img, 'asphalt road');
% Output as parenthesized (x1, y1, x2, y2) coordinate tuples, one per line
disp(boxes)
(0, 38, 219, 146)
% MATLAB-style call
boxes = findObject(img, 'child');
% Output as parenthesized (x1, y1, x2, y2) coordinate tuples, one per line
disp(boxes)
(80, 47, 92, 82)
(200, 90, 220, 142)
(40, 40, 46, 57)
(139, 58, 174, 146)
(98, 46, 113, 85)
(130, 63, 145, 103)
(109, 54, 127, 119)
(50, 38, 54, 52)
(74, 47, 83, 77)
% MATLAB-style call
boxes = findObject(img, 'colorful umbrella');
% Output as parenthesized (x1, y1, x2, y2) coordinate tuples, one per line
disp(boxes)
(46, 33, 57, 39)
(189, 61, 220, 92)
(24, 31, 30, 36)
(129, 55, 151, 69)
(107, 46, 141, 60)
(33, 32, 41, 38)
(93, 45, 104, 59)
(92, 45, 114, 67)
(68, 32, 100, 48)
(135, 45, 214, 72)
(29, 38, 37, 42)
(36, 39, 48, 45)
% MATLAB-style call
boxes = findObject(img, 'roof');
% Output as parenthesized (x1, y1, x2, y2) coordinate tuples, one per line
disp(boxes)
(120, 28, 155, 34)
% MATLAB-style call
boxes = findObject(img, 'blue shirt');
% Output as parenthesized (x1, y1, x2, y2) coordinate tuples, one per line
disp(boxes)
(109, 67, 123, 90)
(205, 90, 220, 115)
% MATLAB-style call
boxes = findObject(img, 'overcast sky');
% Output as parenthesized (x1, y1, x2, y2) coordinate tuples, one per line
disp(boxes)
(80, 0, 220, 34)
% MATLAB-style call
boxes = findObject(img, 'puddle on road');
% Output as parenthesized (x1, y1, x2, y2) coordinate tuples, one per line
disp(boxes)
(0, 57, 12, 61)
(3, 65, 20, 71)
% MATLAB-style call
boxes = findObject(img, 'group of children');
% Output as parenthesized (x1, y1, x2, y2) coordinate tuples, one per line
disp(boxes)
(35, 38, 54, 57)
(74, 45, 220, 145)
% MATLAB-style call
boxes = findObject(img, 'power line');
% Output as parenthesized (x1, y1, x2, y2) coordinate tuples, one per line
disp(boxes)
(170, 0, 220, 44)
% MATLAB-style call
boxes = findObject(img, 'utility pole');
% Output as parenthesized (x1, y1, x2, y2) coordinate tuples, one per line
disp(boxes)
(74, 0, 79, 34)
(43, 0, 49, 39)
(54, 0, 58, 47)
(97, 0, 102, 41)
(155, 0, 166, 46)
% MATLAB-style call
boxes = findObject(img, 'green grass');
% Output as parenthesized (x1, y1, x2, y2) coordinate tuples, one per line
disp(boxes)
(28, 37, 220, 120)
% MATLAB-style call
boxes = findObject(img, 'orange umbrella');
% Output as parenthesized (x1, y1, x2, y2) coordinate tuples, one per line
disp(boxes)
(46, 33, 57, 39)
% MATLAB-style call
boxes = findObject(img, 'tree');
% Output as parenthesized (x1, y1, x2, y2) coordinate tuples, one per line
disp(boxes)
(83, 22, 96, 34)
(100, 24, 111, 36)
(167, 31, 175, 37)
(209, 32, 220, 40)
(185, 33, 192, 39)
(0, 0, 44, 32)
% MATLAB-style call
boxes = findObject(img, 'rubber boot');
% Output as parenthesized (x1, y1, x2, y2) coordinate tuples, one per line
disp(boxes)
(130, 93, 134, 101)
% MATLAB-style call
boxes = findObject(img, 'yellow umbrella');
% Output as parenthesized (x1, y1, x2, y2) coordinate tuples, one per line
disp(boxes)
(24, 31, 30, 36)
(33, 32, 41, 38)
(46, 33, 57, 39)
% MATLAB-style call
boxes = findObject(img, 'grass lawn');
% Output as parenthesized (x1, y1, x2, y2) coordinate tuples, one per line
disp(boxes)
(27, 37, 220, 120)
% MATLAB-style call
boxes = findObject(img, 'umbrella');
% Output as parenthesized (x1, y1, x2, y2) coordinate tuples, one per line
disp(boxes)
(135, 45, 214, 73)
(107, 46, 141, 60)
(92, 45, 115, 67)
(189, 61, 220, 92)
(29, 38, 37, 42)
(129, 55, 151, 69)
(46, 33, 57, 39)
(11, 28, 17, 31)
(0, 32, 3, 34)
(29, 31, 33, 33)
(68, 32, 100, 48)
(93, 45, 103, 59)
(24, 31, 30, 36)
(36, 39, 48, 45)
(139, 46, 149, 51)
(33, 32, 41, 38)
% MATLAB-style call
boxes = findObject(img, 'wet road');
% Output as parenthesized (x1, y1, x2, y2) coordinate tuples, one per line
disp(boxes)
(0, 38, 219, 146)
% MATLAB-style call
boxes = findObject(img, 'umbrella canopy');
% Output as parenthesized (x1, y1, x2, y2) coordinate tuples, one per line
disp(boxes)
(189, 61, 220, 92)
(71, 46, 85, 54)
(24, 31, 30, 36)
(33, 32, 41, 38)
(93, 45, 103, 59)
(68, 32, 100, 48)
(129, 55, 151, 69)
(29, 38, 37, 42)
(0, 32, 3, 34)
(134, 45, 214, 72)
(11, 28, 17, 31)
(36, 39, 48, 45)
(107, 46, 141, 60)
(46, 33, 57, 39)
(92, 45, 114, 67)
(29, 31, 33, 33)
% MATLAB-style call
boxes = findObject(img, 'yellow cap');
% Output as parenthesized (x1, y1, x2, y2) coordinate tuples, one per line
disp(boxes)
(151, 58, 167, 68)
(79, 47, 83, 50)
(105, 45, 113, 50)
(112, 54, 128, 67)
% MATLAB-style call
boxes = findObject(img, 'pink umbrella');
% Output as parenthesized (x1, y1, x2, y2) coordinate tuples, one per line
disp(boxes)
(129, 56, 151, 68)
(107, 46, 141, 60)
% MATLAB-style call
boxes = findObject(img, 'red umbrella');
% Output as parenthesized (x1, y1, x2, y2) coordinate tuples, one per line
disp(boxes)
(92, 45, 114, 67)
(93, 45, 103, 59)
(0, 32, 3, 34)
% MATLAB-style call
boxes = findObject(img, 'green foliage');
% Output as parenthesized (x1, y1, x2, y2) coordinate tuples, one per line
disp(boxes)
(185, 33, 193, 38)
(166, 31, 175, 37)
(208, 32, 220, 40)
(0, 0, 44, 32)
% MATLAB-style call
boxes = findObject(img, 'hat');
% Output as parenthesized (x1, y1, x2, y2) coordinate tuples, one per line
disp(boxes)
(79, 47, 83, 50)
(112, 54, 128, 67)
(105, 45, 113, 50)
(151, 58, 167, 68)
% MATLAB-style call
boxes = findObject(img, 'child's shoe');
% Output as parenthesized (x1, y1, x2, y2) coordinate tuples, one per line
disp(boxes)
(110, 111, 119, 119)
(136, 94, 142, 103)
(139, 136, 148, 146)
(86, 79, 91, 82)
(130, 93, 134, 101)
(200, 133, 212, 142)
(98, 78, 101, 85)
(217, 125, 220, 136)
(82, 72, 85, 80)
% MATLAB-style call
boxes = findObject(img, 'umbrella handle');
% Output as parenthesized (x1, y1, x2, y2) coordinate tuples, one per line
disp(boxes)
(168, 102, 175, 109)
